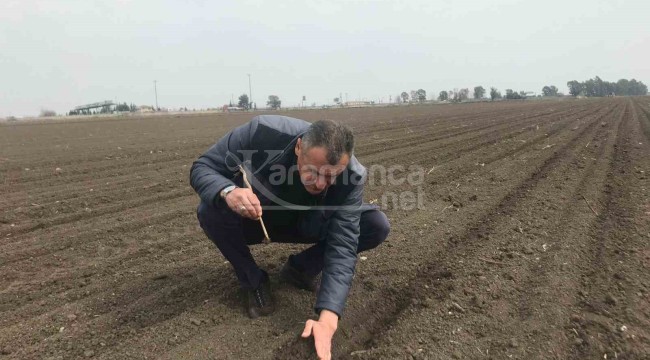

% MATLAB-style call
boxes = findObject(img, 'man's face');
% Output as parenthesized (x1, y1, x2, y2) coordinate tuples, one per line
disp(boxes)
(295, 138, 350, 195)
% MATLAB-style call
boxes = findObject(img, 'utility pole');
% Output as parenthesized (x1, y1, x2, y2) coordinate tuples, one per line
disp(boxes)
(154, 80, 159, 111)
(247, 74, 252, 110)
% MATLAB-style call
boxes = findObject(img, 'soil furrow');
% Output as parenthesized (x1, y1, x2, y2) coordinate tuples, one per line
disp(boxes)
(568, 100, 650, 359)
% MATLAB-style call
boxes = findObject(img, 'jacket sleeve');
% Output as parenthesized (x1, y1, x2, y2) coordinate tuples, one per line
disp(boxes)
(189, 119, 258, 206)
(314, 182, 364, 318)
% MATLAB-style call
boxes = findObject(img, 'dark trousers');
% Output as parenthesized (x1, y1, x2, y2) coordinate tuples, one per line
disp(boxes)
(197, 200, 390, 290)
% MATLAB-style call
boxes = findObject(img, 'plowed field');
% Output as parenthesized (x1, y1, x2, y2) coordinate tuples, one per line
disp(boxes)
(1, 98, 649, 359)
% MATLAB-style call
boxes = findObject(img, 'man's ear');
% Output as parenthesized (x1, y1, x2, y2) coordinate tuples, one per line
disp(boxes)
(295, 138, 302, 156)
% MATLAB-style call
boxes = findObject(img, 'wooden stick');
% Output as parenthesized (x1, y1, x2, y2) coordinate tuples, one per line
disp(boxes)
(238, 165, 271, 244)
(581, 194, 599, 216)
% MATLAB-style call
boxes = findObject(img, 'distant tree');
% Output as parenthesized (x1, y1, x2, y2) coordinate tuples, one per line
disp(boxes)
(568, 77, 646, 97)
(116, 102, 130, 111)
(603, 81, 616, 96)
(438, 91, 448, 101)
(542, 85, 559, 96)
(416, 89, 427, 103)
(490, 87, 502, 101)
(596, 76, 612, 96)
(628, 79, 648, 95)
(583, 79, 595, 97)
(567, 80, 583, 97)
(460, 88, 469, 101)
(615, 79, 629, 96)
(267, 95, 281, 109)
(505, 89, 525, 100)
(238, 94, 250, 110)
(583, 76, 605, 97)
(130, 103, 137, 112)
(333, 97, 340, 104)
(453, 88, 469, 102)
(401, 91, 409, 103)
(473, 86, 486, 99)
(40, 109, 56, 117)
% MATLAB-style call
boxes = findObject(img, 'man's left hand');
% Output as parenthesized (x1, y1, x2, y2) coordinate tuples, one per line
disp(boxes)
(301, 309, 338, 360)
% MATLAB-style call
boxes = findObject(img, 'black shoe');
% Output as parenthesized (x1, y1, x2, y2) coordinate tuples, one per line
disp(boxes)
(245, 272, 274, 319)
(279, 259, 320, 293)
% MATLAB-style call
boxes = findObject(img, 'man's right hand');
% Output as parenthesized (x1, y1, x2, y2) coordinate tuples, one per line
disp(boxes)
(224, 188, 262, 220)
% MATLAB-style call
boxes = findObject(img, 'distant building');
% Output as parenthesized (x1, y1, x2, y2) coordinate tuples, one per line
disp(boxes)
(222, 105, 244, 112)
(69, 100, 115, 115)
(138, 105, 154, 113)
(344, 101, 372, 108)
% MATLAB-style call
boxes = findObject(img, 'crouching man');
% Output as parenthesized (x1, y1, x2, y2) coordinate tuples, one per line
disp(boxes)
(190, 115, 390, 359)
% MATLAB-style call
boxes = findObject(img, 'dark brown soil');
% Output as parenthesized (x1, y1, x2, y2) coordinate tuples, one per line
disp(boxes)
(1, 98, 648, 359)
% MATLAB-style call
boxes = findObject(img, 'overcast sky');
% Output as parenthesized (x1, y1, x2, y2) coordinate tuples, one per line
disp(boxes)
(1, 0, 648, 117)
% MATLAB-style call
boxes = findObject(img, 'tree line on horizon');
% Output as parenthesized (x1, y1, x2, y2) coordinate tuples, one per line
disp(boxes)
(182, 75, 650, 113)
(567, 76, 647, 97)
(260, 76, 647, 109)
(52, 75, 648, 118)
(436, 76, 647, 103)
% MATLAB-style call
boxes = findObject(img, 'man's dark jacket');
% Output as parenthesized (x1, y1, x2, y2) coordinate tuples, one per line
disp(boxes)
(190, 115, 366, 316)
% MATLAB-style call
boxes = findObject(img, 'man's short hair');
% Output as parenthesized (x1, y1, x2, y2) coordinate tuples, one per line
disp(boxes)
(302, 120, 354, 164)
